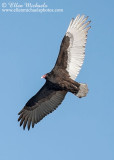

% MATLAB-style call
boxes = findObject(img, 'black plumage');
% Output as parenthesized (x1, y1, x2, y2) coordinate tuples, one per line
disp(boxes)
(18, 15, 91, 130)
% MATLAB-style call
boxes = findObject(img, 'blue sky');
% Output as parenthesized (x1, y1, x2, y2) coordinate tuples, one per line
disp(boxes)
(0, 0, 114, 160)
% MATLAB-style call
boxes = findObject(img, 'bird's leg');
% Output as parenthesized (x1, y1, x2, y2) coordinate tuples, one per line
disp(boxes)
(67, 78, 80, 87)
(58, 79, 80, 94)
(64, 78, 80, 92)
(68, 83, 80, 94)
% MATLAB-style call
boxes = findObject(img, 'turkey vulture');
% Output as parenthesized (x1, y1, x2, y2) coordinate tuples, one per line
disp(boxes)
(18, 14, 91, 130)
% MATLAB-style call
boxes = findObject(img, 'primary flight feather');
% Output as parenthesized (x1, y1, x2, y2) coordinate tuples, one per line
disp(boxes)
(18, 14, 91, 130)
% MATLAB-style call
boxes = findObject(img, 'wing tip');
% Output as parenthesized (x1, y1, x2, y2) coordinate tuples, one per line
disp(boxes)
(67, 14, 91, 33)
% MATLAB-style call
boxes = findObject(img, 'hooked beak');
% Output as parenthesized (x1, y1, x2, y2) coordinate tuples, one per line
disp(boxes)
(41, 74, 46, 79)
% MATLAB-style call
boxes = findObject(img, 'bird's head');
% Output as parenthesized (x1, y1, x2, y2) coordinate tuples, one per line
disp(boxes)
(41, 72, 52, 80)
(41, 74, 47, 79)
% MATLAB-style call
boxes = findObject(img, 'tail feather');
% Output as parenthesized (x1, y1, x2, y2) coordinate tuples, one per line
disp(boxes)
(76, 83, 88, 98)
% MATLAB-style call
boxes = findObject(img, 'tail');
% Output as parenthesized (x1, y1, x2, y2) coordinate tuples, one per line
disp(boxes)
(76, 83, 88, 98)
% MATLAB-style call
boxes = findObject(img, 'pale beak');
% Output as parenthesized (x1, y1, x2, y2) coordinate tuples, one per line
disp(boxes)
(41, 74, 46, 79)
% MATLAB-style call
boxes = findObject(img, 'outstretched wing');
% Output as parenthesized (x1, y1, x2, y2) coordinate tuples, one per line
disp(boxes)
(18, 81, 67, 130)
(54, 15, 91, 80)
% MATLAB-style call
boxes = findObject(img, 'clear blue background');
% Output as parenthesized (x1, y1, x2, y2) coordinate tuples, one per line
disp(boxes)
(0, 0, 114, 160)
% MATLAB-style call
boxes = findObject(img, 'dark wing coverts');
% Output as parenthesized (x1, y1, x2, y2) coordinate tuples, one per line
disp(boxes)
(18, 15, 91, 130)
(18, 81, 66, 130)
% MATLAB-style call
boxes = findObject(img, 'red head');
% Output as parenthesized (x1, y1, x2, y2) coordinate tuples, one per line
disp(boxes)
(41, 74, 47, 79)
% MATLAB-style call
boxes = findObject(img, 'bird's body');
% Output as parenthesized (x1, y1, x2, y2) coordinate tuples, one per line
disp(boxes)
(18, 15, 91, 130)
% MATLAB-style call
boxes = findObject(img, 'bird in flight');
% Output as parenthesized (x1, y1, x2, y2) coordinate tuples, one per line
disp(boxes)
(18, 14, 91, 130)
